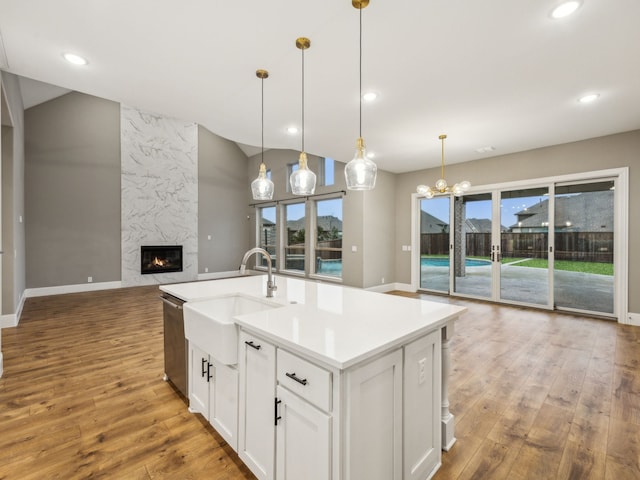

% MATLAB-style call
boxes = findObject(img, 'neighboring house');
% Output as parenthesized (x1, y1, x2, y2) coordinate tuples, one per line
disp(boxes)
(420, 211, 449, 233)
(420, 213, 506, 234)
(465, 218, 496, 233)
(510, 191, 614, 233)
(286, 215, 343, 235)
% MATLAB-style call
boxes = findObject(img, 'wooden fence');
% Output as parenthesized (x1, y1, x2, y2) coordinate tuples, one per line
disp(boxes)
(421, 232, 613, 263)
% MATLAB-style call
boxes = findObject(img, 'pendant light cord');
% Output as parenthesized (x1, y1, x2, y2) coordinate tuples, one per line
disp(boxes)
(441, 135, 445, 179)
(261, 76, 265, 165)
(359, 6, 363, 138)
(301, 46, 305, 153)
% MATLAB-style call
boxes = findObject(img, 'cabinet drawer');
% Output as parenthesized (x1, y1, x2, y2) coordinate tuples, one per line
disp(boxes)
(277, 349, 332, 412)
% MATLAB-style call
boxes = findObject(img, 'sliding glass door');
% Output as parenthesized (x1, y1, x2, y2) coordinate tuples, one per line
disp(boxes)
(419, 197, 450, 292)
(452, 193, 494, 299)
(553, 180, 614, 314)
(416, 173, 620, 318)
(499, 187, 550, 307)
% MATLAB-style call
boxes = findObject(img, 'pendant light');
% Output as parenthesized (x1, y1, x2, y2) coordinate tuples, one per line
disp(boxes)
(251, 69, 275, 200)
(416, 134, 471, 198)
(289, 37, 317, 196)
(345, 0, 377, 191)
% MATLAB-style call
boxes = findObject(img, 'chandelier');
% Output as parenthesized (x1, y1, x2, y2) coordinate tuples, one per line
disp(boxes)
(416, 134, 470, 198)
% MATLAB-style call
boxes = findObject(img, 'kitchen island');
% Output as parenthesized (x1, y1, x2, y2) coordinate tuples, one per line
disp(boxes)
(160, 274, 465, 480)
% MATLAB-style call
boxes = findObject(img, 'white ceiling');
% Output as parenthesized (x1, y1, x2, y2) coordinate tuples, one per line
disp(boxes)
(1, 0, 639, 173)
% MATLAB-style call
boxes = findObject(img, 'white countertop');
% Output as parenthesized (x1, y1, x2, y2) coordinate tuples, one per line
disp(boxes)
(160, 275, 466, 370)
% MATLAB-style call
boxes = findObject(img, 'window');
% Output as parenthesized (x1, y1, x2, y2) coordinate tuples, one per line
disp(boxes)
(258, 206, 277, 269)
(286, 162, 299, 192)
(320, 158, 335, 186)
(284, 202, 306, 272)
(314, 198, 342, 278)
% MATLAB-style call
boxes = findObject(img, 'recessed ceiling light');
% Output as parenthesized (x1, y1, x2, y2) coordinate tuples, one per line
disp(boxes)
(578, 93, 600, 103)
(62, 52, 88, 65)
(366, 151, 375, 159)
(362, 91, 377, 102)
(287, 126, 299, 134)
(551, 1, 581, 19)
(475, 146, 496, 153)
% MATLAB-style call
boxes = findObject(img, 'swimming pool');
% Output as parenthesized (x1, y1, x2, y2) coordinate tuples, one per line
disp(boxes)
(422, 257, 491, 267)
(315, 257, 490, 276)
(316, 259, 342, 276)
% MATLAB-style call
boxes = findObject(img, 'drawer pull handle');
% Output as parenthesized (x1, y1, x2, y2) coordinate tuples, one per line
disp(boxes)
(245, 341, 261, 350)
(285, 372, 308, 386)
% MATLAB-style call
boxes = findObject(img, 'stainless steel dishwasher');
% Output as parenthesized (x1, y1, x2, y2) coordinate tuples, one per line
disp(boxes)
(160, 293, 188, 400)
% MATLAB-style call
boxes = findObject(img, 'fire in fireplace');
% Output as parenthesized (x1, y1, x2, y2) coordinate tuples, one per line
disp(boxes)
(141, 245, 183, 274)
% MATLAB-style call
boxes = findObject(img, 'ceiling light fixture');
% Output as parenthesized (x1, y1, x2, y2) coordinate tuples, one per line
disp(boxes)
(362, 91, 377, 102)
(578, 93, 600, 103)
(251, 69, 275, 200)
(345, 0, 377, 191)
(287, 126, 298, 134)
(416, 134, 471, 198)
(289, 37, 317, 196)
(551, 1, 581, 19)
(62, 52, 88, 65)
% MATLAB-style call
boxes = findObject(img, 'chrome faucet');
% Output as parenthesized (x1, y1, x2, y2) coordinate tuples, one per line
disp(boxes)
(240, 247, 277, 298)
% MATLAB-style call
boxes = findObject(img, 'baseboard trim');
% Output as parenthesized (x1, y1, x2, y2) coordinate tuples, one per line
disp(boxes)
(626, 312, 640, 327)
(0, 313, 18, 328)
(0, 291, 27, 328)
(366, 282, 415, 293)
(25, 281, 123, 298)
(392, 282, 415, 293)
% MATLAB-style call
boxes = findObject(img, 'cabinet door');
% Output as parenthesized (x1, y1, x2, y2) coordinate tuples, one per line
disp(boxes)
(345, 349, 403, 480)
(189, 343, 211, 420)
(210, 361, 238, 451)
(238, 331, 276, 480)
(404, 330, 442, 480)
(276, 385, 331, 480)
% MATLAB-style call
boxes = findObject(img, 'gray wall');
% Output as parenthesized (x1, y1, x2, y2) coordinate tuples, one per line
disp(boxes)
(25, 92, 121, 288)
(1, 71, 26, 316)
(246, 149, 396, 289)
(198, 125, 252, 272)
(24, 91, 253, 288)
(395, 129, 640, 312)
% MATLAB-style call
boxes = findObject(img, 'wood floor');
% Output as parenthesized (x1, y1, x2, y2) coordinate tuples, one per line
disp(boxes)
(0, 287, 639, 479)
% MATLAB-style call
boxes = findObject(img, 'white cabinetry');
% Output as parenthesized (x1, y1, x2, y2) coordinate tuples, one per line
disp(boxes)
(237, 327, 443, 480)
(345, 348, 403, 480)
(188, 343, 238, 450)
(404, 330, 442, 480)
(276, 385, 332, 480)
(238, 331, 276, 480)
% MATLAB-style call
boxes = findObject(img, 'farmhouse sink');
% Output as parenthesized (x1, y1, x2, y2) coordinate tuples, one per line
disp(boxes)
(183, 295, 280, 364)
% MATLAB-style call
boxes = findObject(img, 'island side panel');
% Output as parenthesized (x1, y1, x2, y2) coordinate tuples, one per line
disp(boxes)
(441, 320, 456, 451)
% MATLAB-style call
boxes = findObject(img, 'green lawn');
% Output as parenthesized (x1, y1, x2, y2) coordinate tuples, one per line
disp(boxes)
(502, 257, 613, 276)
(422, 255, 613, 276)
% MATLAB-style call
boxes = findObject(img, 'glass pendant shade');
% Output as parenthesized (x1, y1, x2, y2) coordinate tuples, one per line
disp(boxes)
(345, 137, 377, 190)
(290, 152, 316, 195)
(251, 68, 274, 201)
(251, 162, 274, 200)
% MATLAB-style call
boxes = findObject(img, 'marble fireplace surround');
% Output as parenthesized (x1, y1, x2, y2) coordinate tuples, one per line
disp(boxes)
(121, 105, 198, 287)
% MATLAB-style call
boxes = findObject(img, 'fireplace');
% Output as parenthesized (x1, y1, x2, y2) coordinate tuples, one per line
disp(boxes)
(141, 245, 183, 275)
